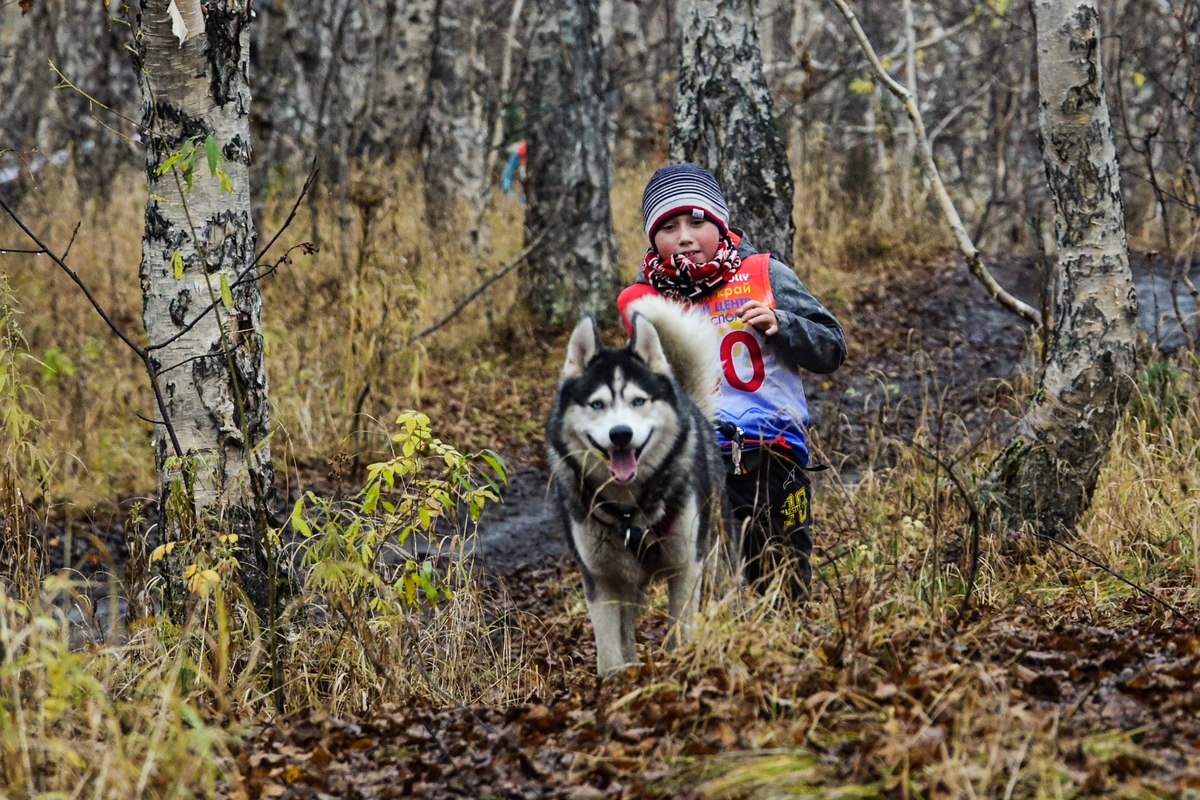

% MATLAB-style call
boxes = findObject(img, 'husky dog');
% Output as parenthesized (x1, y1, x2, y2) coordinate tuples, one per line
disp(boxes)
(546, 296, 730, 678)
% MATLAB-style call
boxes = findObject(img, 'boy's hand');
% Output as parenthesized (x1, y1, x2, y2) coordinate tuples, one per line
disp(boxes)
(740, 300, 779, 336)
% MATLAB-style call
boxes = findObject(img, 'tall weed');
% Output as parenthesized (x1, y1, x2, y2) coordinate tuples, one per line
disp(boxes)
(0, 276, 50, 599)
(282, 410, 534, 713)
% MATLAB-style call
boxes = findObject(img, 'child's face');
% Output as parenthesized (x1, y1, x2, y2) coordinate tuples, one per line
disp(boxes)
(652, 213, 722, 265)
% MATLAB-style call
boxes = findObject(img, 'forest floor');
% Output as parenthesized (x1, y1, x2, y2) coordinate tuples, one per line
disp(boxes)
(53, 253, 1200, 798)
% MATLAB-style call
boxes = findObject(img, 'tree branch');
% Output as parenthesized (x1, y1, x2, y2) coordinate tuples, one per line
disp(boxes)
(1033, 532, 1197, 630)
(257, 159, 319, 265)
(0, 194, 185, 458)
(408, 224, 549, 344)
(829, 0, 1043, 328)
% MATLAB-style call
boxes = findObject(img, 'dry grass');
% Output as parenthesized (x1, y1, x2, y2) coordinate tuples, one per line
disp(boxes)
(0, 586, 245, 797)
(2, 156, 1198, 798)
(1, 152, 940, 506)
(627, 376, 1200, 797)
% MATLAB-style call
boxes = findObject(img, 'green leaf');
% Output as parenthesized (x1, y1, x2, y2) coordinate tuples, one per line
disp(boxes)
(219, 273, 233, 310)
(849, 77, 874, 94)
(39, 347, 76, 385)
(418, 561, 438, 601)
(480, 449, 508, 484)
(248, 430, 274, 456)
(290, 497, 311, 537)
(156, 148, 185, 176)
(1132, 71, 1146, 88)
(205, 134, 219, 176)
(171, 250, 184, 280)
(361, 479, 381, 514)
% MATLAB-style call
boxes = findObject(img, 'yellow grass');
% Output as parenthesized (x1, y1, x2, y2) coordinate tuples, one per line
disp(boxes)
(1, 155, 1197, 798)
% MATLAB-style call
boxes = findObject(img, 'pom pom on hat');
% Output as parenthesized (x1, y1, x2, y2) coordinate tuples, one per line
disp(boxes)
(641, 163, 730, 240)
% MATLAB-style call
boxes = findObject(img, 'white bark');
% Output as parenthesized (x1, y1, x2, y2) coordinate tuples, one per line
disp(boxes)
(522, 0, 619, 325)
(1033, 0, 1138, 418)
(138, 0, 273, 532)
(423, 0, 489, 229)
(672, 0, 794, 263)
(990, 0, 1138, 537)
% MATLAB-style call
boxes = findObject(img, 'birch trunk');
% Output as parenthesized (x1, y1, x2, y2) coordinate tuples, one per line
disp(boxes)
(521, 0, 620, 326)
(989, 0, 1137, 538)
(136, 0, 275, 610)
(671, 0, 794, 264)
(423, 0, 489, 231)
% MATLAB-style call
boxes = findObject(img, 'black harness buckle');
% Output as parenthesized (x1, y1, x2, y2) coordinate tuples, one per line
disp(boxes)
(620, 513, 646, 551)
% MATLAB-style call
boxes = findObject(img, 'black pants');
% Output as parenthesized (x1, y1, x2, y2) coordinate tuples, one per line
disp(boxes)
(726, 448, 813, 601)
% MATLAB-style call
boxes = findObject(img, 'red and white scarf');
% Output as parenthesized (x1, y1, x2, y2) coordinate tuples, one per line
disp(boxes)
(640, 236, 741, 301)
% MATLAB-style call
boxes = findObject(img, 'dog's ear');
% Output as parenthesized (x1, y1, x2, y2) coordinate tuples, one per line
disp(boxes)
(629, 312, 673, 377)
(562, 316, 600, 378)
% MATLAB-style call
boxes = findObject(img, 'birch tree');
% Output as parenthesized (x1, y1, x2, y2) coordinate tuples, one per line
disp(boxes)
(521, 0, 619, 326)
(422, 0, 489, 231)
(0, 1, 130, 201)
(135, 0, 275, 611)
(988, 0, 1138, 538)
(671, 0, 794, 263)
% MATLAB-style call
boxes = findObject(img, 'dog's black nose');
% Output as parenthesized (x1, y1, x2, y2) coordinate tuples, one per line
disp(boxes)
(609, 425, 633, 448)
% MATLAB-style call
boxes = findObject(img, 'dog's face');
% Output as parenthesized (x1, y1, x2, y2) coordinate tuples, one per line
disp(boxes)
(555, 315, 680, 485)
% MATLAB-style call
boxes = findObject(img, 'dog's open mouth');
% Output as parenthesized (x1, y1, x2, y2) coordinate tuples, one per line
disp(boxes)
(589, 436, 645, 483)
(607, 447, 639, 483)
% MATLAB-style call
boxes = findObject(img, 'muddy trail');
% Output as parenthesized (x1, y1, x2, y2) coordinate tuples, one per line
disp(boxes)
(477, 251, 1197, 573)
(37, 253, 1200, 798)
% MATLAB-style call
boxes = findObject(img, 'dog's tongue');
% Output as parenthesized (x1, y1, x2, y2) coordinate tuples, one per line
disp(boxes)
(609, 449, 638, 483)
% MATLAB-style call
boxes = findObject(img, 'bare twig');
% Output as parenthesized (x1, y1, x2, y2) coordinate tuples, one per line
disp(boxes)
(888, 422, 1194, 633)
(0, 177, 314, 455)
(146, 237, 316, 355)
(829, 0, 1042, 327)
(257, 159, 319, 265)
(408, 225, 549, 344)
(137, 144, 315, 358)
(0, 194, 184, 458)
(897, 434, 985, 631)
(334, 601, 497, 737)
(48, 60, 142, 143)
(1033, 532, 1197, 629)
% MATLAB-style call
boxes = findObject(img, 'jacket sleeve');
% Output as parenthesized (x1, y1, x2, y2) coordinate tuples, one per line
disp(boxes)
(767, 260, 846, 375)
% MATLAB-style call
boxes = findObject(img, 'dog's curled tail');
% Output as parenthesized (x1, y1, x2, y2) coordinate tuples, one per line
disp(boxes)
(626, 295, 721, 418)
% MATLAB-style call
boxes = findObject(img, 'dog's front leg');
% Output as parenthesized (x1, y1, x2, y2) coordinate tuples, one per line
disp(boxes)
(665, 560, 703, 650)
(586, 580, 640, 678)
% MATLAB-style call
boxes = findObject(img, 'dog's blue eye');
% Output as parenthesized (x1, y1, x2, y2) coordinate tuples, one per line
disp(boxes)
(590, 400, 605, 410)
(631, 397, 646, 407)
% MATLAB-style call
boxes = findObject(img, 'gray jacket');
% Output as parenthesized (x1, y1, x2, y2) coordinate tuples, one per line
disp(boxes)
(734, 231, 846, 375)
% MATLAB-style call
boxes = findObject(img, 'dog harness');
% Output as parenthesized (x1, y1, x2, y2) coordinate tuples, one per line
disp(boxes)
(617, 507, 675, 557)
(583, 494, 674, 557)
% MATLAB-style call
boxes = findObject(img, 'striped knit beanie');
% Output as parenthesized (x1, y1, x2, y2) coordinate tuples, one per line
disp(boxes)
(640, 163, 730, 241)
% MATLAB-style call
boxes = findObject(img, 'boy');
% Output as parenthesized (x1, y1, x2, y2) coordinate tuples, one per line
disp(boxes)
(618, 163, 846, 600)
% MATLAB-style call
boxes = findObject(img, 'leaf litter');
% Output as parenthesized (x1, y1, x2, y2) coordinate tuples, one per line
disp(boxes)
(51, 254, 1200, 798)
